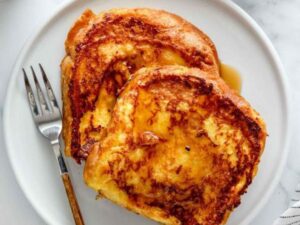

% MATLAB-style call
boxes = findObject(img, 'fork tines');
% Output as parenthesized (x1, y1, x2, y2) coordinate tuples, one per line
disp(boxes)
(23, 64, 60, 118)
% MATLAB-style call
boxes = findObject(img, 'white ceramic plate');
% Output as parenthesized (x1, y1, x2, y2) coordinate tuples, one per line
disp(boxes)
(3, 0, 290, 225)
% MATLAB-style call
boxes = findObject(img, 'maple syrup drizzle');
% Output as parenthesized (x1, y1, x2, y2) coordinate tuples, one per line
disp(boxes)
(220, 63, 242, 93)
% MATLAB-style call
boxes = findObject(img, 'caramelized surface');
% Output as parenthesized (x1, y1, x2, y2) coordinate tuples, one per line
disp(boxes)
(61, 8, 220, 162)
(84, 66, 266, 225)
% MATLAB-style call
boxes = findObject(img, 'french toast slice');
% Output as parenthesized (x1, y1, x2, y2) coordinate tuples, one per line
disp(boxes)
(61, 8, 220, 162)
(84, 66, 267, 225)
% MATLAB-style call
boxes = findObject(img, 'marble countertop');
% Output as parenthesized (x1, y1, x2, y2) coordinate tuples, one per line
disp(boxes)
(0, 0, 299, 224)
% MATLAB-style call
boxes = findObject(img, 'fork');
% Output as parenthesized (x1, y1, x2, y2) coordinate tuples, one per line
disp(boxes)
(23, 64, 84, 225)
(274, 184, 300, 225)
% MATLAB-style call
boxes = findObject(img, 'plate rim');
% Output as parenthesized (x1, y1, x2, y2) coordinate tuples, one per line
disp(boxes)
(3, 0, 291, 224)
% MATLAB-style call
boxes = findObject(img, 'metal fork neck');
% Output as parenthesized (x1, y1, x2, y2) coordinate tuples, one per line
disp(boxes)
(51, 142, 68, 174)
(50, 139, 59, 145)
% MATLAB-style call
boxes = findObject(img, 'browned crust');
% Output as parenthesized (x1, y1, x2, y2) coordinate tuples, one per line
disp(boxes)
(61, 8, 220, 161)
(84, 66, 267, 225)
(132, 66, 266, 151)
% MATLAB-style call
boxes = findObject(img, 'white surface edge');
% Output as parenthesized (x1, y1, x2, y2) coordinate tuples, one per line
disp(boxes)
(223, 0, 291, 224)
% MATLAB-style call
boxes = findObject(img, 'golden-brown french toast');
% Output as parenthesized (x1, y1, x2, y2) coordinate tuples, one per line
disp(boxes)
(61, 8, 220, 162)
(84, 66, 267, 225)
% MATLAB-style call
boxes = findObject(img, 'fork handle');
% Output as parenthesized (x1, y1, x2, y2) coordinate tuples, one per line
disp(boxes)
(52, 142, 85, 225)
(61, 173, 85, 225)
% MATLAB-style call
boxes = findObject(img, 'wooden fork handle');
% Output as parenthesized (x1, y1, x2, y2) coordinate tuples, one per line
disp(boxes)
(61, 173, 85, 225)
